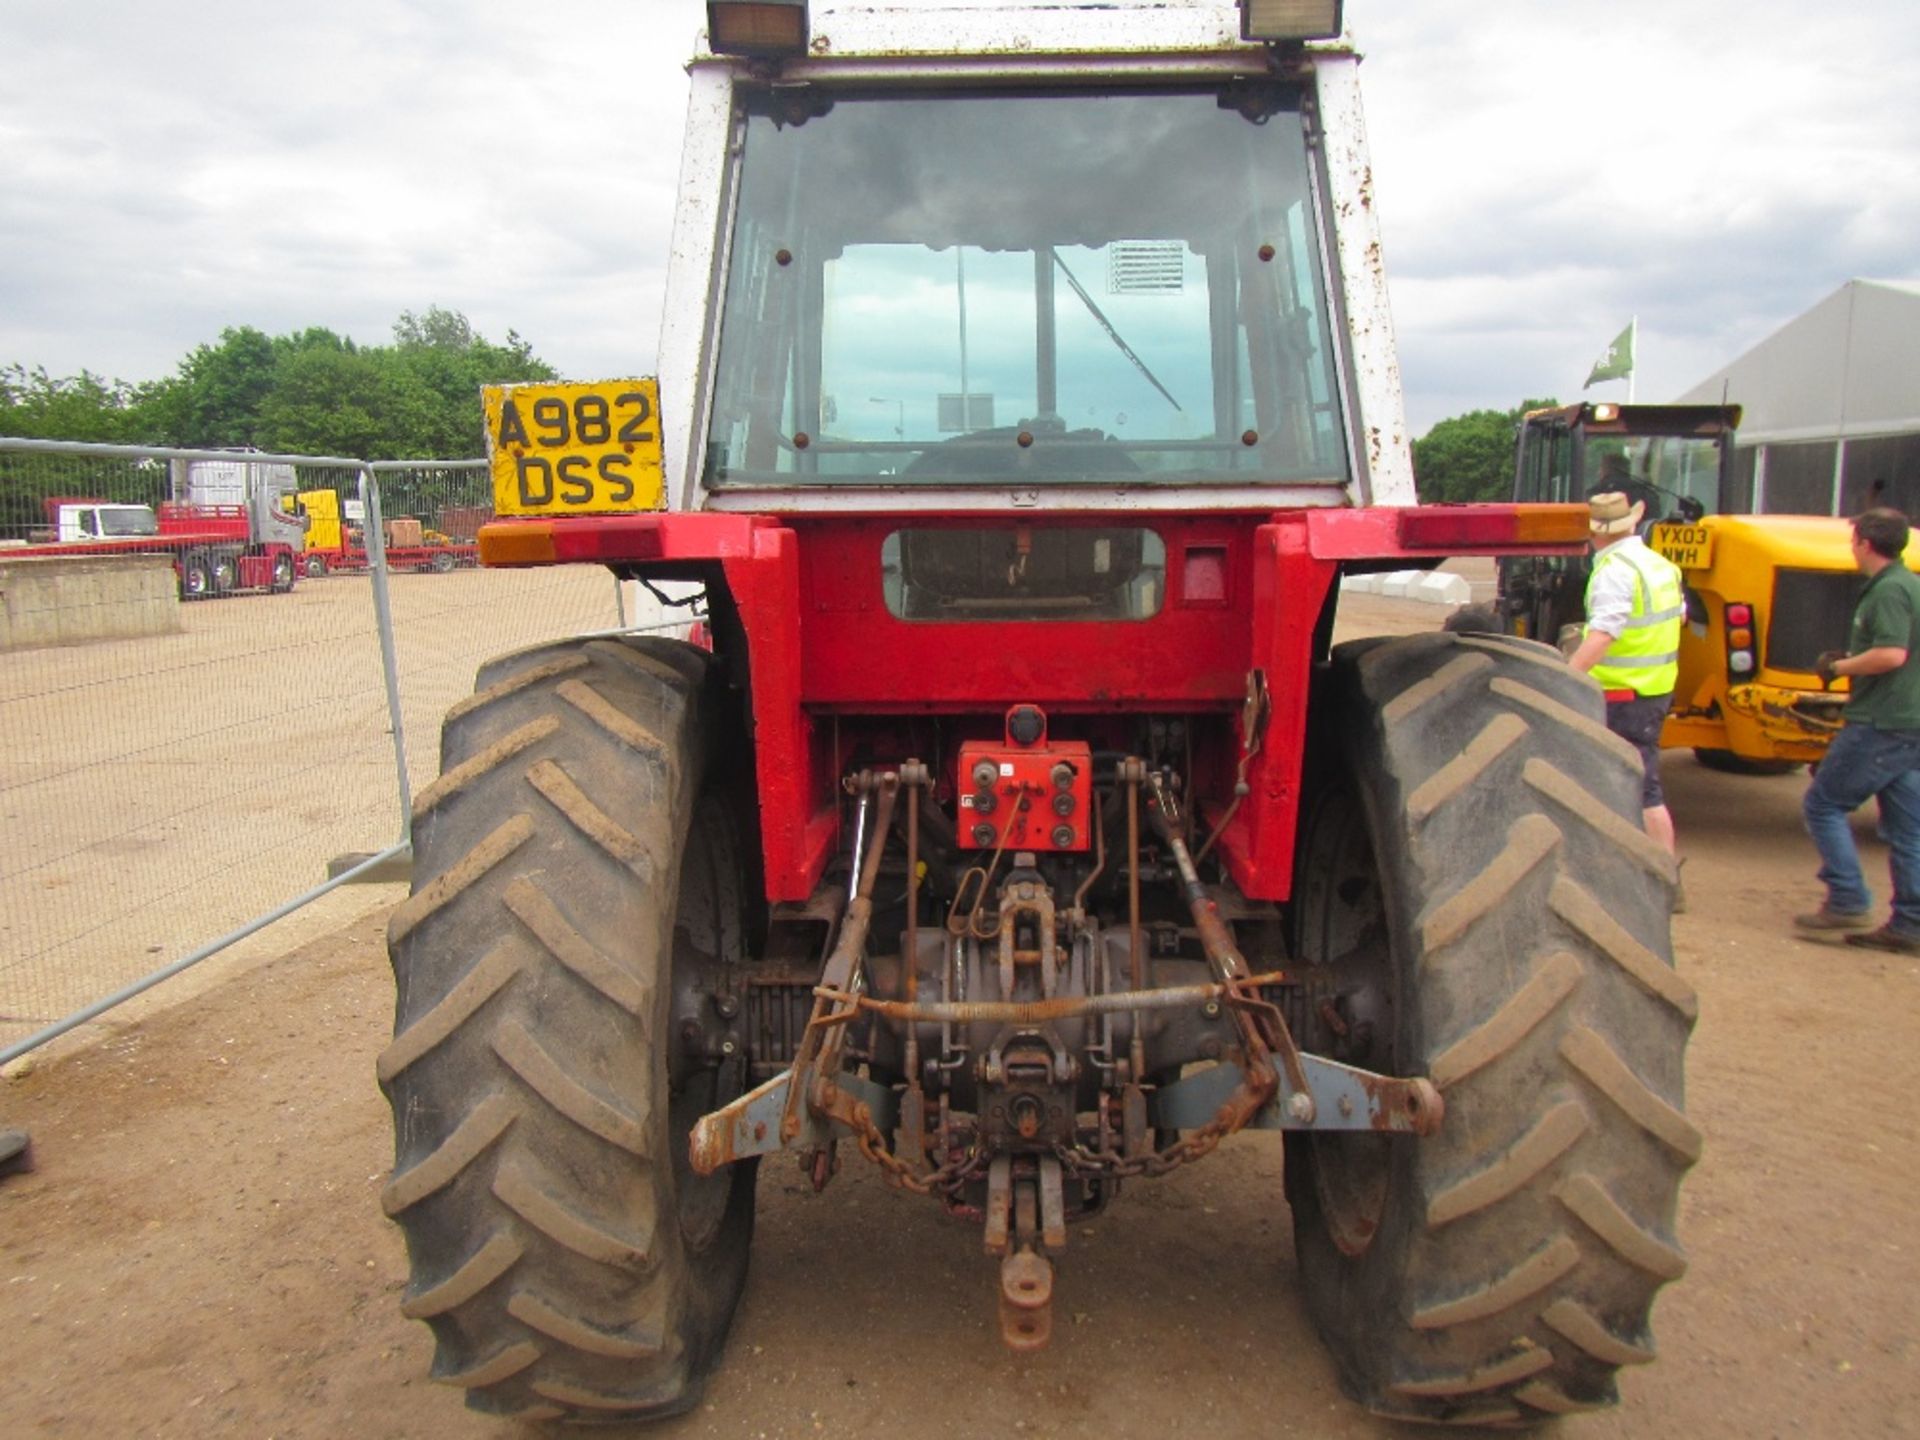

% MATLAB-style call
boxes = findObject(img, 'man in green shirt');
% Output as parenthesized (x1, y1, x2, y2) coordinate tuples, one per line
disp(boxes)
(1796, 508, 1920, 952)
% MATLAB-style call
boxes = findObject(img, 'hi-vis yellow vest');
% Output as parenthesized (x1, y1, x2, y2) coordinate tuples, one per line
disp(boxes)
(1586, 541, 1684, 696)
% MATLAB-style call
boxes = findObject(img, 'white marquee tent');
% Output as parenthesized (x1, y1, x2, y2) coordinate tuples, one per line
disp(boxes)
(1675, 279, 1920, 516)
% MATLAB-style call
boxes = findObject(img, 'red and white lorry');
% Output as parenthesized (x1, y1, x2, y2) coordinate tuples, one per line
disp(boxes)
(11, 459, 308, 599)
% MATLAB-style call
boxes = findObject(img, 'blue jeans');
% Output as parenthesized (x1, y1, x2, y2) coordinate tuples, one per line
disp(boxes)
(1802, 723, 1920, 935)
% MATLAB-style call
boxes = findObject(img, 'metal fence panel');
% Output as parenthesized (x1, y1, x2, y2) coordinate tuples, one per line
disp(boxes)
(0, 440, 646, 1058)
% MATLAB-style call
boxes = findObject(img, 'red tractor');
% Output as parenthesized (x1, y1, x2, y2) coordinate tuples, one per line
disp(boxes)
(379, 2, 1695, 1426)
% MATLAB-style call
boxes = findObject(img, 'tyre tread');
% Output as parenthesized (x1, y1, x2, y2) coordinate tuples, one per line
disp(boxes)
(507, 1289, 666, 1359)
(1558, 1026, 1703, 1162)
(433, 1340, 541, 1389)
(1426, 1100, 1590, 1227)
(492, 1019, 652, 1156)
(527, 758, 659, 878)
(1549, 876, 1700, 1020)
(381, 1093, 517, 1215)
(1539, 1297, 1656, 1365)
(445, 653, 591, 727)
(1489, 676, 1644, 773)
(1428, 952, 1582, 1091)
(400, 1231, 524, 1319)
(389, 815, 535, 945)
(1554, 1174, 1688, 1280)
(1407, 714, 1528, 826)
(415, 717, 561, 815)
(1412, 1237, 1582, 1329)
(1390, 1345, 1556, 1398)
(377, 942, 522, 1083)
(1522, 757, 1675, 877)
(1514, 1379, 1605, 1414)
(491, 1153, 656, 1272)
(501, 877, 650, 1016)
(1381, 652, 1494, 726)
(558, 678, 669, 757)
(1417, 814, 1562, 955)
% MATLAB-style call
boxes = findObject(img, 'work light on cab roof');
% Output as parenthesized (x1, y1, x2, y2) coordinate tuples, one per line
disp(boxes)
(706, 0, 810, 57)
(1240, 0, 1344, 42)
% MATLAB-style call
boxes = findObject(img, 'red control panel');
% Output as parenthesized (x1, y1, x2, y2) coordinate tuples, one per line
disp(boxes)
(956, 706, 1094, 853)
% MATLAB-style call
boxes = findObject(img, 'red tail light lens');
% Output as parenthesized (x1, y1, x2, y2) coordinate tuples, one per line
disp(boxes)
(1725, 603, 1752, 626)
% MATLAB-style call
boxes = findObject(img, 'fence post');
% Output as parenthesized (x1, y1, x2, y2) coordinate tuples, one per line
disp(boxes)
(361, 465, 414, 835)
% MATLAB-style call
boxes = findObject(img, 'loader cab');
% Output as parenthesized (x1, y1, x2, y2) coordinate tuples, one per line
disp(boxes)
(1500, 402, 1740, 642)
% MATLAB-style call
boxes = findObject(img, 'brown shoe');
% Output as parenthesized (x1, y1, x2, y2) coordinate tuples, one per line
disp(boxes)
(1794, 907, 1875, 933)
(1845, 926, 1920, 955)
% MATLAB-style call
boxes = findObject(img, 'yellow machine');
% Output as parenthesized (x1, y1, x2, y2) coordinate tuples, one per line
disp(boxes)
(1655, 514, 1855, 767)
(1499, 402, 1878, 771)
(283, 487, 343, 553)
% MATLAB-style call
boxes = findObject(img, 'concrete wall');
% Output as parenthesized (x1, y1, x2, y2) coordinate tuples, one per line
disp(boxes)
(0, 553, 181, 651)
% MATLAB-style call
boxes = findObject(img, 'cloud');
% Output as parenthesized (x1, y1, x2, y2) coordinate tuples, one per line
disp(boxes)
(1360, 0, 1920, 429)
(0, 0, 707, 383)
(3, 0, 1918, 447)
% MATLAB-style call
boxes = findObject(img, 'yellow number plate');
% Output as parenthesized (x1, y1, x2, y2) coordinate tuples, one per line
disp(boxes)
(483, 379, 665, 516)
(1651, 521, 1713, 569)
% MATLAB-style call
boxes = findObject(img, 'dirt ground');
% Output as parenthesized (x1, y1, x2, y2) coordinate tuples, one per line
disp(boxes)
(4, 584, 1919, 1439)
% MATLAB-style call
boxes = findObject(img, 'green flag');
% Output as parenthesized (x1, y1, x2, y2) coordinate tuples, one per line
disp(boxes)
(1584, 321, 1635, 387)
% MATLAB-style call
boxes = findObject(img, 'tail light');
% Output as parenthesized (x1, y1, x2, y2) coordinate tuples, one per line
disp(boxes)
(1724, 600, 1756, 675)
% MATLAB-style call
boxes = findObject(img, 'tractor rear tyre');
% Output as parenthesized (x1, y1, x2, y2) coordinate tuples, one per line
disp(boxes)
(1288, 631, 1699, 1425)
(210, 550, 239, 595)
(380, 635, 756, 1422)
(305, 553, 328, 580)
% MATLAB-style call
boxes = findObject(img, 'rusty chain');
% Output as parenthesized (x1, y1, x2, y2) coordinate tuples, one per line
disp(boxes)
(836, 1086, 1243, 1193)
(850, 1106, 989, 1196)
(1051, 1110, 1243, 1182)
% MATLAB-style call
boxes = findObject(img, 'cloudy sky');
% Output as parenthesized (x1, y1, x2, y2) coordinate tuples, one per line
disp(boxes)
(4, 0, 1916, 436)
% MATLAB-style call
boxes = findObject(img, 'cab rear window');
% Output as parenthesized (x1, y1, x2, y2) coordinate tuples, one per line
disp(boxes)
(882, 528, 1165, 622)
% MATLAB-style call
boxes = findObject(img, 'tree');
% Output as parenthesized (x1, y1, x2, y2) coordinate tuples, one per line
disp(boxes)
(1412, 398, 1559, 504)
(4, 308, 559, 460)
(0, 365, 149, 442)
(258, 344, 410, 458)
(173, 326, 280, 448)
(388, 306, 557, 456)
(393, 305, 476, 351)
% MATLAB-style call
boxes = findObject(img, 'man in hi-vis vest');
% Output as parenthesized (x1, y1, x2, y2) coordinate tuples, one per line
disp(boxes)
(1567, 490, 1685, 856)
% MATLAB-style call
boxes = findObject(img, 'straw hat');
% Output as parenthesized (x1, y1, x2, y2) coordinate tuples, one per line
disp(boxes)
(1588, 490, 1645, 538)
